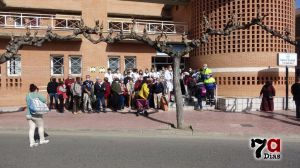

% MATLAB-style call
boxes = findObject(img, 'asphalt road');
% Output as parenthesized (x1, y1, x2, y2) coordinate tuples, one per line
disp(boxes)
(0, 132, 299, 168)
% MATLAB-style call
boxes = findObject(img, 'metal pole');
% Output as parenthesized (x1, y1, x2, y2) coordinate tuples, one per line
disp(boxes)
(285, 65, 289, 110)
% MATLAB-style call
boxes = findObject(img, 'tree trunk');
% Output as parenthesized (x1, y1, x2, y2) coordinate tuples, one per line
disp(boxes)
(173, 56, 184, 129)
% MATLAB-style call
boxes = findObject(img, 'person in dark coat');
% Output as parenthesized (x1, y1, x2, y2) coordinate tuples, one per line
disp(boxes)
(47, 77, 58, 110)
(260, 81, 275, 112)
(94, 78, 106, 113)
(110, 78, 122, 111)
(291, 77, 300, 118)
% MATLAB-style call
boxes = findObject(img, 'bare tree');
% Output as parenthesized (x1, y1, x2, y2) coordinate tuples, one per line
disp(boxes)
(0, 9, 298, 129)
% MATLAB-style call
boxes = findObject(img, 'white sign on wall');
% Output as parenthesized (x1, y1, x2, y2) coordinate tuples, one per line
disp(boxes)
(278, 53, 297, 66)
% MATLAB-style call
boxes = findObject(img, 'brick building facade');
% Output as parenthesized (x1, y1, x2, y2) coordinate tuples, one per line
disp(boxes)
(0, 0, 297, 106)
(189, 0, 296, 97)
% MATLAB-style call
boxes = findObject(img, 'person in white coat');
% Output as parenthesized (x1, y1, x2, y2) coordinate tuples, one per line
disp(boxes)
(164, 66, 173, 102)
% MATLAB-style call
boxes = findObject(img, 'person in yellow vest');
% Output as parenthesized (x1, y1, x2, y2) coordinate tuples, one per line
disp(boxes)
(201, 64, 212, 80)
(204, 74, 216, 106)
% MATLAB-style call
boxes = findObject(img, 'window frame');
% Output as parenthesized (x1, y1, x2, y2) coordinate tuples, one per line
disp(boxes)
(69, 55, 82, 76)
(124, 56, 136, 70)
(108, 56, 120, 73)
(50, 55, 64, 76)
(7, 55, 21, 77)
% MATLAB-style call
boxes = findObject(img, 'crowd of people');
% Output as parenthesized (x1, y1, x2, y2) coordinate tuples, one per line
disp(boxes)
(46, 64, 217, 115)
(26, 64, 300, 148)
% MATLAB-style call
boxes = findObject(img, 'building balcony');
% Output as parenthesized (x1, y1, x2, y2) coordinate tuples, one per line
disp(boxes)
(108, 18, 187, 34)
(0, 12, 81, 30)
(108, 18, 188, 42)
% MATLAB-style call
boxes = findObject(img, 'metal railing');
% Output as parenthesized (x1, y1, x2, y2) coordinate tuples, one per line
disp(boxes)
(0, 12, 81, 30)
(108, 18, 188, 35)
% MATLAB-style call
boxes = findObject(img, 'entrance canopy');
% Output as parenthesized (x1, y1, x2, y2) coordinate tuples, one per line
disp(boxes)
(156, 44, 189, 57)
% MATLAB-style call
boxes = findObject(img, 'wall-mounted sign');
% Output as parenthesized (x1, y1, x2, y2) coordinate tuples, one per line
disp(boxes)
(88, 66, 107, 73)
(278, 53, 297, 66)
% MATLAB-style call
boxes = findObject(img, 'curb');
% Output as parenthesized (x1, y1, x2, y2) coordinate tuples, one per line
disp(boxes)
(1, 127, 300, 140)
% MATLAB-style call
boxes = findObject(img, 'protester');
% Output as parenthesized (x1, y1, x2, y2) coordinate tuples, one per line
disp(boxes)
(47, 77, 58, 110)
(164, 66, 173, 102)
(194, 74, 205, 111)
(82, 75, 94, 113)
(64, 75, 74, 110)
(120, 80, 127, 110)
(56, 81, 67, 113)
(150, 68, 159, 78)
(259, 81, 275, 112)
(144, 68, 150, 77)
(115, 68, 123, 80)
(132, 68, 140, 82)
(153, 77, 164, 111)
(126, 77, 135, 108)
(71, 77, 82, 114)
(136, 77, 150, 116)
(110, 78, 122, 111)
(103, 77, 111, 108)
(291, 77, 300, 119)
(26, 84, 49, 147)
(186, 73, 196, 99)
(183, 72, 190, 97)
(104, 68, 113, 84)
(94, 77, 106, 113)
(123, 71, 131, 86)
(138, 69, 144, 78)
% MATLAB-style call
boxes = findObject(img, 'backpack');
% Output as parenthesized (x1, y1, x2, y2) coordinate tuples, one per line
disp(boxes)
(73, 83, 82, 96)
(200, 86, 207, 97)
(28, 93, 49, 115)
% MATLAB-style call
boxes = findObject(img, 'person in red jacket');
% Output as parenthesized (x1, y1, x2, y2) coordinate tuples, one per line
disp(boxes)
(103, 77, 111, 108)
(64, 75, 74, 110)
(57, 81, 68, 113)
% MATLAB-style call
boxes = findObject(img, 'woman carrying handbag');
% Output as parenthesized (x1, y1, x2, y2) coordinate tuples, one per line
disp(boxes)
(26, 84, 50, 148)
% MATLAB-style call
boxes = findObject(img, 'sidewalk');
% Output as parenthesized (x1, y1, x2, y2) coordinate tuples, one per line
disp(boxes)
(0, 108, 300, 138)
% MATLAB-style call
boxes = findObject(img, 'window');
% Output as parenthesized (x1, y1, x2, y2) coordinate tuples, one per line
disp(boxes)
(24, 17, 40, 28)
(69, 56, 82, 75)
(51, 56, 64, 75)
(67, 20, 80, 28)
(13, 16, 22, 27)
(55, 19, 67, 28)
(7, 56, 21, 76)
(108, 57, 120, 73)
(124, 57, 136, 70)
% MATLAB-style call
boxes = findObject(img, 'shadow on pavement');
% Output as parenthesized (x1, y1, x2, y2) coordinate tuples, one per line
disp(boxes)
(243, 111, 300, 127)
(108, 109, 176, 128)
